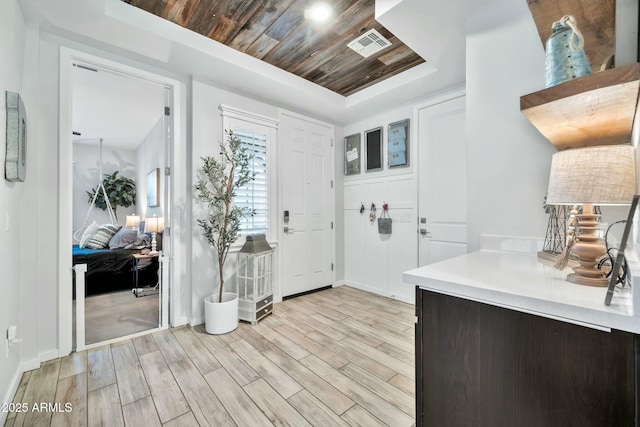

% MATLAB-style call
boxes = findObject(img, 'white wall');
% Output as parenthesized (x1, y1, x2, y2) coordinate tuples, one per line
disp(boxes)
(341, 104, 417, 303)
(73, 143, 137, 232)
(136, 116, 165, 219)
(190, 79, 280, 324)
(466, 0, 555, 252)
(0, 0, 27, 416)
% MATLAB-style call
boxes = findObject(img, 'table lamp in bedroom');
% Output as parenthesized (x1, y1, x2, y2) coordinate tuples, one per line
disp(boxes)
(144, 216, 164, 254)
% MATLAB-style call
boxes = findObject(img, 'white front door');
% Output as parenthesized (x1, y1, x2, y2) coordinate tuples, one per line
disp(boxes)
(418, 95, 467, 266)
(279, 112, 334, 297)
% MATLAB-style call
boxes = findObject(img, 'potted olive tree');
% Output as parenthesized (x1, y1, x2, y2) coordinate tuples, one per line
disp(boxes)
(194, 130, 254, 334)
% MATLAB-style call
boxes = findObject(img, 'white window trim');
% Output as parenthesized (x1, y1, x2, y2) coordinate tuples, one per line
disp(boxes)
(220, 105, 278, 245)
(220, 104, 279, 128)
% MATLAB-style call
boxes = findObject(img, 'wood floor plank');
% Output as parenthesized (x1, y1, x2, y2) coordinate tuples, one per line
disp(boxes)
(168, 358, 234, 426)
(306, 331, 397, 381)
(111, 342, 150, 405)
(341, 315, 414, 351)
(87, 346, 116, 392)
(273, 311, 316, 335)
(204, 368, 273, 427)
(286, 310, 348, 341)
(172, 327, 221, 375)
(162, 411, 200, 427)
(13, 359, 60, 427)
(252, 322, 310, 360)
(340, 362, 414, 417)
(87, 383, 124, 427)
(262, 344, 355, 416)
(378, 342, 414, 366)
(51, 373, 87, 427)
(310, 313, 384, 348)
(287, 390, 351, 427)
(294, 299, 348, 321)
(389, 373, 415, 397)
(300, 355, 414, 427)
(153, 330, 188, 364)
(233, 323, 273, 352)
(6, 371, 31, 421)
(341, 404, 388, 427)
(342, 336, 415, 380)
(138, 351, 190, 424)
(110, 338, 132, 348)
(59, 352, 87, 379)
(133, 333, 159, 356)
(328, 303, 378, 326)
(279, 298, 317, 316)
(229, 339, 303, 399)
(274, 324, 348, 369)
(195, 330, 261, 387)
(243, 379, 312, 427)
(122, 396, 162, 427)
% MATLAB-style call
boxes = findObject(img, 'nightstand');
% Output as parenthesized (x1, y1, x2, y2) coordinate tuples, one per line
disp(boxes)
(132, 253, 159, 297)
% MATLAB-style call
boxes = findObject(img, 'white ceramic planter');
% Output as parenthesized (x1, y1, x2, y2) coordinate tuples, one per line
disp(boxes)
(204, 292, 239, 334)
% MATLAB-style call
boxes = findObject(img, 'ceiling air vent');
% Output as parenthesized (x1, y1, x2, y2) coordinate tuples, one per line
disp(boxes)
(347, 29, 392, 58)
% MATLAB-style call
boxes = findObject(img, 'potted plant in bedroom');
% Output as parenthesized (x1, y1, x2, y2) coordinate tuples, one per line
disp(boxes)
(86, 170, 136, 221)
(194, 130, 255, 334)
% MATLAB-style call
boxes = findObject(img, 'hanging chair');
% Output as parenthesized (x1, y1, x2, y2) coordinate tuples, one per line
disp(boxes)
(73, 138, 117, 242)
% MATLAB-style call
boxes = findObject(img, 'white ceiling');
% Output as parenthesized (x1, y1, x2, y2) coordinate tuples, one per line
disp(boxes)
(19, 0, 494, 130)
(72, 63, 166, 149)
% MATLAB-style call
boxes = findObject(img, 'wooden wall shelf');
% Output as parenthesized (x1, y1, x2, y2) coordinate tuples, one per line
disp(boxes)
(520, 63, 640, 150)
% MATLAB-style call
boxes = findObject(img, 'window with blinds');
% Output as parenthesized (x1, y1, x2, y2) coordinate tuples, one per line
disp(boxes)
(234, 129, 269, 234)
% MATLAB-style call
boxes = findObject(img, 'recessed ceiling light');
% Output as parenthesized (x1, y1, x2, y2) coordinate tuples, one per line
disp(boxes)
(305, 2, 332, 22)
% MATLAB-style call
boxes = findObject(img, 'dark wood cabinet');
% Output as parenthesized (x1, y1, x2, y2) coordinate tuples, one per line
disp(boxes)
(415, 287, 639, 427)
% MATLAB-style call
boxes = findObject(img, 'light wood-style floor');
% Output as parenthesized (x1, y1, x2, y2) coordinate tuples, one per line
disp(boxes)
(4, 286, 415, 427)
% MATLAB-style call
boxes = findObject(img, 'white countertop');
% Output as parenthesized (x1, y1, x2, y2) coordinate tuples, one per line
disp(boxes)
(403, 250, 640, 333)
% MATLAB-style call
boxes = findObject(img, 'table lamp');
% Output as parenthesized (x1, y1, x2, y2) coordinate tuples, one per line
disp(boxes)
(125, 214, 140, 230)
(144, 216, 165, 254)
(546, 145, 637, 286)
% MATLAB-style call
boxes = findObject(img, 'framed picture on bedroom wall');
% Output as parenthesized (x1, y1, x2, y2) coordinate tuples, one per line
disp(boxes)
(146, 168, 160, 207)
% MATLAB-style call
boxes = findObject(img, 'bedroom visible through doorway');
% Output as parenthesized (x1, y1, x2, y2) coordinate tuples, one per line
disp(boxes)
(68, 58, 172, 350)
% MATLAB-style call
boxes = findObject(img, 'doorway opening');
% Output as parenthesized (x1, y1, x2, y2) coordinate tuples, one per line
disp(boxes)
(59, 49, 178, 353)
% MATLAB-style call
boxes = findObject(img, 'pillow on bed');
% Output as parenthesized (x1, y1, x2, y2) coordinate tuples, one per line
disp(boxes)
(86, 224, 122, 249)
(79, 221, 100, 248)
(124, 232, 151, 250)
(109, 227, 139, 249)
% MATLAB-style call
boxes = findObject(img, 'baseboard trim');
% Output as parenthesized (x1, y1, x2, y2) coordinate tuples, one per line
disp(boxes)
(22, 356, 41, 372)
(283, 285, 332, 301)
(1, 364, 24, 425)
(172, 316, 189, 328)
(40, 349, 60, 363)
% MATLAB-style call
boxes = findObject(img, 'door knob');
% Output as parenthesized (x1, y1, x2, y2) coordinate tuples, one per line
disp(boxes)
(284, 226, 295, 233)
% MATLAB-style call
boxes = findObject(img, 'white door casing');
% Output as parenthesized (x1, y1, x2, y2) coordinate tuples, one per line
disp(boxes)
(418, 95, 467, 266)
(279, 111, 334, 297)
(59, 49, 177, 355)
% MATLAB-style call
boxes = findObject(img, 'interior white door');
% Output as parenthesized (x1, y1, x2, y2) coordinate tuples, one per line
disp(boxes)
(280, 112, 334, 297)
(418, 96, 467, 266)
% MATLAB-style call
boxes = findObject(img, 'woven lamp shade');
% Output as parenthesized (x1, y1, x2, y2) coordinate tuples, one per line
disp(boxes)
(547, 145, 637, 205)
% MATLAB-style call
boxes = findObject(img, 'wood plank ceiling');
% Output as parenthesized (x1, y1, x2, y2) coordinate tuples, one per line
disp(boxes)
(122, 0, 426, 96)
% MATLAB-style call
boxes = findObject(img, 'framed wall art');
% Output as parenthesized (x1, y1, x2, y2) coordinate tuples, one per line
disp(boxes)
(365, 126, 383, 172)
(388, 119, 409, 168)
(146, 168, 160, 207)
(344, 133, 361, 175)
(5, 91, 27, 182)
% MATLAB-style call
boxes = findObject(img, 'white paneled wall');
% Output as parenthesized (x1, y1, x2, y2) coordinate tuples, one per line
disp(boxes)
(343, 175, 417, 303)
